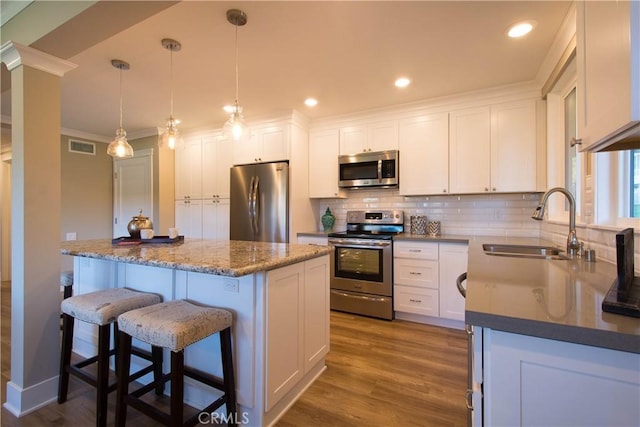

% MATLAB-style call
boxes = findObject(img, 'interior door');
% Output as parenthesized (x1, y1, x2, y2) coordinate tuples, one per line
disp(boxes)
(113, 149, 153, 238)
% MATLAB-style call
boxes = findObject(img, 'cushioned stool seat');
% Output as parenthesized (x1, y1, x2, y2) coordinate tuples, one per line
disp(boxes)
(58, 288, 164, 427)
(116, 300, 237, 427)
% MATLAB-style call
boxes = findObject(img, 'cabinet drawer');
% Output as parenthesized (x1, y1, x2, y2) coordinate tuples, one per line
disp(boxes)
(393, 241, 439, 260)
(394, 285, 439, 316)
(394, 258, 438, 288)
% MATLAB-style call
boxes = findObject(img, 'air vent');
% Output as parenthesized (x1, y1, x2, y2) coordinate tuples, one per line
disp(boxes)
(68, 139, 95, 155)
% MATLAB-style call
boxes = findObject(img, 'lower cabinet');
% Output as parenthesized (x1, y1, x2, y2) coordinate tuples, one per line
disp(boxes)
(296, 234, 329, 245)
(175, 198, 230, 240)
(393, 240, 468, 325)
(175, 199, 202, 238)
(482, 328, 640, 426)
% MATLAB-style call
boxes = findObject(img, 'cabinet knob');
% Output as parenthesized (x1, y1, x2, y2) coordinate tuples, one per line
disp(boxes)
(443, 189, 447, 193)
(570, 137, 582, 147)
(492, 187, 496, 192)
(485, 187, 489, 192)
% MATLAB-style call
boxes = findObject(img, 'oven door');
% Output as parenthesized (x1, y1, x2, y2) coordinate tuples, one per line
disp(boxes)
(329, 238, 392, 296)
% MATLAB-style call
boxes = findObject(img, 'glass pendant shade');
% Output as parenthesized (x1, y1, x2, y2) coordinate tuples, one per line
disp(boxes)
(107, 127, 134, 158)
(158, 116, 183, 149)
(223, 105, 249, 141)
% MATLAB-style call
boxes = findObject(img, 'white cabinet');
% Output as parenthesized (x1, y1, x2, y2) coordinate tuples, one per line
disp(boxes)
(490, 99, 537, 192)
(233, 123, 289, 165)
(450, 100, 539, 194)
(438, 243, 468, 321)
(449, 106, 492, 194)
(393, 240, 468, 324)
(393, 241, 440, 316)
(202, 135, 232, 199)
(175, 137, 202, 200)
(339, 120, 398, 155)
(265, 255, 330, 411)
(577, 0, 640, 151)
(482, 328, 640, 426)
(398, 113, 449, 195)
(308, 129, 347, 198)
(175, 199, 202, 238)
(202, 198, 229, 240)
(296, 235, 328, 245)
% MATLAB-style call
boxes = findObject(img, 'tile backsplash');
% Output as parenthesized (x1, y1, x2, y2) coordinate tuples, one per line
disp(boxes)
(317, 189, 543, 237)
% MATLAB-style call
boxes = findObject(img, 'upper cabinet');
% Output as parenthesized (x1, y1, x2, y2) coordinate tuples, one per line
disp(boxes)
(233, 123, 290, 165)
(449, 99, 539, 194)
(399, 113, 450, 195)
(202, 134, 232, 199)
(175, 137, 203, 200)
(308, 129, 347, 198)
(577, 0, 640, 152)
(339, 120, 398, 155)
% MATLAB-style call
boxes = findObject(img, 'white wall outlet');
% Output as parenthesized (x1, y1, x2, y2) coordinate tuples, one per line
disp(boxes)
(223, 279, 239, 293)
(66, 232, 77, 241)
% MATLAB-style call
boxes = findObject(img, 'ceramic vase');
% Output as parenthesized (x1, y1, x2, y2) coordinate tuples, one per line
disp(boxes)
(321, 207, 336, 232)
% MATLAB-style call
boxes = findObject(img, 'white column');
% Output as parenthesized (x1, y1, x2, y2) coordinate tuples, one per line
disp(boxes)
(0, 41, 76, 416)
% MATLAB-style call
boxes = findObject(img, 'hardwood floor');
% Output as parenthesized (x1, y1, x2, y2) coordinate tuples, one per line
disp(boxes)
(1, 280, 468, 426)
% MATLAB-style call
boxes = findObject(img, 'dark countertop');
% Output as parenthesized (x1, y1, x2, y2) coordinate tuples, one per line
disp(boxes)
(61, 239, 331, 277)
(463, 236, 640, 354)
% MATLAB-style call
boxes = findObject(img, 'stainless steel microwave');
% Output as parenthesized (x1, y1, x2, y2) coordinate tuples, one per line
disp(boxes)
(338, 150, 399, 189)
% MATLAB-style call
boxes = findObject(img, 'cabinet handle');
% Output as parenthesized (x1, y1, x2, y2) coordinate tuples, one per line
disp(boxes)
(409, 271, 422, 276)
(409, 298, 422, 303)
(466, 389, 474, 410)
(570, 137, 582, 147)
(409, 249, 422, 253)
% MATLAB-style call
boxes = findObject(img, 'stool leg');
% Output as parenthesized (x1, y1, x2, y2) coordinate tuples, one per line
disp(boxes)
(96, 324, 111, 427)
(220, 327, 238, 426)
(170, 350, 184, 426)
(152, 346, 164, 395)
(58, 313, 74, 403)
(115, 331, 132, 427)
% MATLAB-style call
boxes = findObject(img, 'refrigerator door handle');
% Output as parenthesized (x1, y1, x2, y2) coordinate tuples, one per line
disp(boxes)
(249, 176, 256, 235)
(377, 159, 382, 183)
(253, 176, 260, 234)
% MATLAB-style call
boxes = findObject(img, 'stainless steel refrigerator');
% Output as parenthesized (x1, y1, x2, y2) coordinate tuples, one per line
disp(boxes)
(229, 161, 289, 243)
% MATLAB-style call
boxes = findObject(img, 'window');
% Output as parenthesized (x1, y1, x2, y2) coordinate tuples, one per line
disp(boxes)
(631, 149, 640, 217)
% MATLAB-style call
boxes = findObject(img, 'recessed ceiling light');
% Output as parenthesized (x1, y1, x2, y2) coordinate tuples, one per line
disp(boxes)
(507, 21, 535, 38)
(395, 77, 411, 88)
(304, 98, 318, 107)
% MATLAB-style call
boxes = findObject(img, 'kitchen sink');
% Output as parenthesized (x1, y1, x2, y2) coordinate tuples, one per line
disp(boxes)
(482, 243, 570, 260)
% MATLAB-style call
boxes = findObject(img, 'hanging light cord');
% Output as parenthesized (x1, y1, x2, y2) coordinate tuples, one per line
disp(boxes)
(234, 19, 240, 109)
(118, 67, 124, 130)
(169, 47, 174, 118)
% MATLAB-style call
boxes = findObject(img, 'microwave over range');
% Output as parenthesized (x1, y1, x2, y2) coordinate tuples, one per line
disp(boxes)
(338, 150, 399, 189)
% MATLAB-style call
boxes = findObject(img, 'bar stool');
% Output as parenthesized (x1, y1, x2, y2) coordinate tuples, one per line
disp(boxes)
(58, 288, 164, 427)
(115, 299, 237, 427)
(60, 270, 74, 300)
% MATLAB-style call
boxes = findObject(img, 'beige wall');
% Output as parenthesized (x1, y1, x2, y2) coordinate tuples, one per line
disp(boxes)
(60, 135, 112, 270)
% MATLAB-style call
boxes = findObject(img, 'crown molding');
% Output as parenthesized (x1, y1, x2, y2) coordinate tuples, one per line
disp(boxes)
(0, 41, 77, 76)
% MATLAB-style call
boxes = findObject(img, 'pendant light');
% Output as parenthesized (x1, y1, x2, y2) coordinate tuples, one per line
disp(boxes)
(158, 38, 182, 150)
(223, 9, 250, 142)
(107, 59, 134, 158)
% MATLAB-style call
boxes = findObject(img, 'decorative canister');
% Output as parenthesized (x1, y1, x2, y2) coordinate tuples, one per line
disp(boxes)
(410, 215, 428, 235)
(127, 209, 153, 238)
(321, 207, 336, 232)
(427, 220, 441, 237)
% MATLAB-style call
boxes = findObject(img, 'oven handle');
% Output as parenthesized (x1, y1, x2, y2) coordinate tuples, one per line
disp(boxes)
(330, 289, 389, 303)
(329, 240, 391, 248)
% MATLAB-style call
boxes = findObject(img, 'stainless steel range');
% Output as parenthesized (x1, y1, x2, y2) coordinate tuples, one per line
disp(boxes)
(328, 210, 404, 320)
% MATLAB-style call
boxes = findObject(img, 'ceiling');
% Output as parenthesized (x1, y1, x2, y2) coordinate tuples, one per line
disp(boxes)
(1, 1, 572, 141)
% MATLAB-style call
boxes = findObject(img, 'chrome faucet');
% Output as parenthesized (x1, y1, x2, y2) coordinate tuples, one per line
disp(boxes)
(532, 187, 582, 258)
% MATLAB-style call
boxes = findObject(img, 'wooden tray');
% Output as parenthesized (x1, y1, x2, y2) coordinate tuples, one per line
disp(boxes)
(112, 235, 184, 245)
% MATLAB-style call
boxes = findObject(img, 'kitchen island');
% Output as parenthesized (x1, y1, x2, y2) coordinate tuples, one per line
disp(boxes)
(464, 237, 640, 426)
(60, 239, 332, 427)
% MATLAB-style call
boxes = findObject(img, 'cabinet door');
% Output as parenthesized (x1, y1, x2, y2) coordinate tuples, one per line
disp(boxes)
(175, 199, 202, 238)
(339, 125, 367, 155)
(438, 243, 468, 321)
(175, 138, 202, 199)
(215, 198, 230, 240)
(577, 0, 639, 150)
(309, 129, 346, 198)
(202, 135, 232, 198)
(449, 106, 491, 194)
(202, 198, 229, 240)
(265, 262, 304, 411)
(260, 125, 289, 163)
(399, 113, 449, 195)
(368, 120, 398, 152)
(303, 255, 330, 373)
(394, 258, 439, 289)
(490, 100, 537, 192)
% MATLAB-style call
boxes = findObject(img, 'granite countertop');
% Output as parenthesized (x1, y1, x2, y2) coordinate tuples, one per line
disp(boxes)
(464, 236, 640, 354)
(60, 239, 331, 277)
